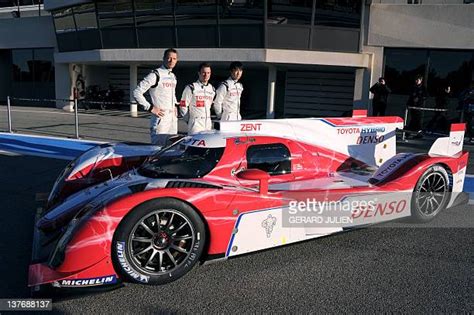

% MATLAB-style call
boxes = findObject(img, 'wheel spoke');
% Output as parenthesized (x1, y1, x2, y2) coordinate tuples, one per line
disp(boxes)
(165, 249, 177, 266)
(166, 213, 175, 229)
(140, 222, 155, 236)
(155, 213, 161, 233)
(434, 184, 445, 192)
(132, 236, 152, 243)
(419, 196, 429, 209)
(172, 222, 187, 235)
(145, 249, 158, 267)
(134, 245, 153, 257)
(433, 175, 442, 189)
(431, 197, 440, 207)
(428, 198, 435, 213)
(158, 251, 163, 271)
(173, 235, 193, 241)
(171, 244, 188, 254)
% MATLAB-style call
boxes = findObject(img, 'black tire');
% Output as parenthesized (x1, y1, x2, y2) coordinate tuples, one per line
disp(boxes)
(411, 164, 451, 223)
(112, 198, 206, 285)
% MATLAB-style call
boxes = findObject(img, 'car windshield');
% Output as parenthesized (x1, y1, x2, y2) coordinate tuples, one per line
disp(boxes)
(138, 140, 225, 179)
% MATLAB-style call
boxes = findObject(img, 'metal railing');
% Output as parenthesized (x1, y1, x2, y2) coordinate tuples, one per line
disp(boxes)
(7, 95, 79, 138)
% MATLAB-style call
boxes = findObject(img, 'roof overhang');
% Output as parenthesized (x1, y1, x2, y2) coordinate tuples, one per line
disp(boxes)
(54, 48, 370, 68)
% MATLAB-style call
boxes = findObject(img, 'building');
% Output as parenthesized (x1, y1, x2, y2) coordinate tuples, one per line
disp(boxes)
(0, 0, 473, 122)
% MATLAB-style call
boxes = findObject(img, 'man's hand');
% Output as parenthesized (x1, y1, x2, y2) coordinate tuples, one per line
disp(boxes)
(151, 107, 165, 117)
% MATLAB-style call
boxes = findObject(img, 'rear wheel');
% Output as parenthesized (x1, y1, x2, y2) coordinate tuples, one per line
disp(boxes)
(112, 198, 206, 285)
(411, 165, 451, 223)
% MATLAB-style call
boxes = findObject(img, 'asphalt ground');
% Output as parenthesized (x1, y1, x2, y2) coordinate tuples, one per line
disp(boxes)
(0, 106, 473, 313)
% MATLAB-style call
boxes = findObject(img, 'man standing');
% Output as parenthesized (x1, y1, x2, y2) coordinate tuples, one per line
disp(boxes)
(133, 48, 178, 146)
(180, 63, 216, 134)
(406, 75, 427, 134)
(426, 85, 450, 134)
(370, 77, 391, 116)
(214, 61, 244, 121)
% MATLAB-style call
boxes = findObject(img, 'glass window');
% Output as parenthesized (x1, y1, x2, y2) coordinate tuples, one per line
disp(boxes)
(12, 49, 33, 82)
(175, 0, 218, 47)
(53, 8, 76, 33)
(73, 3, 97, 31)
(139, 140, 225, 179)
(135, 0, 174, 48)
(218, 0, 264, 48)
(12, 49, 54, 83)
(97, 0, 134, 28)
(135, 0, 173, 27)
(268, 0, 313, 25)
(315, 0, 361, 28)
(247, 143, 291, 176)
(428, 50, 473, 97)
(384, 49, 428, 95)
(97, 0, 136, 48)
(33, 49, 55, 82)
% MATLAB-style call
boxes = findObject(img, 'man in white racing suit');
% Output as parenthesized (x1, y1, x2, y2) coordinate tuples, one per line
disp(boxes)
(179, 63, 216, 134)
(133, 48, 179, 146)
(214, 61, 244, 121)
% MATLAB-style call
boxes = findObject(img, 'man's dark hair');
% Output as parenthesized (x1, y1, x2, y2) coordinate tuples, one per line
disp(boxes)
(378, 77, 384, 83)
(163, 48, 178, 59)
(415, 75, 423, 81)
(229, 61, 243, 71)
(198, 62, 211, 72)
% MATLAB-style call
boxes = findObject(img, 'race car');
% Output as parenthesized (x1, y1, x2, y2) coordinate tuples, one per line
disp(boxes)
(28, 110, 469, 291)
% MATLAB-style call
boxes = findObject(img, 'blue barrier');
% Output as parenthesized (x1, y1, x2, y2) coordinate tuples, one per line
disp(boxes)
(0, 133, 100, 160)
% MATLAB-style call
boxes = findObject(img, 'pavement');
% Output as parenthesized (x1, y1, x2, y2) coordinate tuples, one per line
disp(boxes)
(0, 105, 472, 313)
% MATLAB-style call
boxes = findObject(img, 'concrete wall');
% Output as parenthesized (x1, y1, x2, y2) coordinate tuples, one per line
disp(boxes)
(368, 4, 474, 49)
(0, 16, 55, 49)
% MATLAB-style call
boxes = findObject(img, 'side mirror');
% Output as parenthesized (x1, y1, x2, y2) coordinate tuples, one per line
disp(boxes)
(237, 169, 270, 194)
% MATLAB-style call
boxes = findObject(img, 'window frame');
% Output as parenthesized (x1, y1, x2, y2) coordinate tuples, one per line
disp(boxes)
(246, 143, 292, 176)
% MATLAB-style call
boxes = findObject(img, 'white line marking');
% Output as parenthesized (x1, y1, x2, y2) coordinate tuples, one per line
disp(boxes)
(0, 150, 21, 156)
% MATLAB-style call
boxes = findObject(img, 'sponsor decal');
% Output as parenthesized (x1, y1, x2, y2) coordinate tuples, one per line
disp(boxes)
(162, 82, 176, 88)
(182, 138, 206, 147)
(357, 134, 385, 144)
(116, 241, 150, 283)
(451, 140, 462, 146)
(195, 100, 205, 107)
(261, 214, 277, 238)
(59, 276, 117, 287)
(374, 154, 412, 179)
(336, 126, 386, 135)
(241, 123, 262, 132)
(352, 200, 407, 218)
(195, 95, 214, 101)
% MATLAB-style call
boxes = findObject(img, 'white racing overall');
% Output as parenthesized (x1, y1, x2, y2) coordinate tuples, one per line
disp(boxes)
(133, 66, 178, 146)
(214, 77, 244, 121)
(180, 81, 216, 134)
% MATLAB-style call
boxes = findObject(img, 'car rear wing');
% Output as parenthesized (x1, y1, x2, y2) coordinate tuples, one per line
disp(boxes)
(428, 123, 465, 157)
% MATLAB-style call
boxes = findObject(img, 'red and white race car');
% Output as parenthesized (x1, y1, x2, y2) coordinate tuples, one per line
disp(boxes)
(29, 110, 468, 290)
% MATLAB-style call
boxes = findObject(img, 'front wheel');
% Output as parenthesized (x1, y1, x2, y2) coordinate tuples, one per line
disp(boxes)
(112, 198, 206, 285)
(411, 165, 451, 223)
